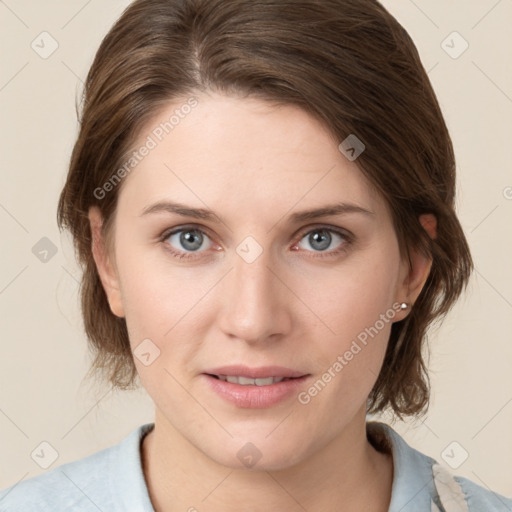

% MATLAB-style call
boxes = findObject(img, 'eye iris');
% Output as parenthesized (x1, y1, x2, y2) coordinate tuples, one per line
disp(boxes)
(180, 230, 203, 251)
(309, 230, 331, 251)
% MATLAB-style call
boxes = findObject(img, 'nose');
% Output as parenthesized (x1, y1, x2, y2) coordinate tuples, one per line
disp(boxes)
(217, 247, 292, 345)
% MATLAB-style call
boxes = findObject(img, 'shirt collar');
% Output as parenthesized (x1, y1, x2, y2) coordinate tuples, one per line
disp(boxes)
(367, 420, 439, 511)
(110, 422, 156, 510)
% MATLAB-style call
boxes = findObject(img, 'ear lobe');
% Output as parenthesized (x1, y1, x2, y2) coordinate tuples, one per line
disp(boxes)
(88, 206, 125, 318)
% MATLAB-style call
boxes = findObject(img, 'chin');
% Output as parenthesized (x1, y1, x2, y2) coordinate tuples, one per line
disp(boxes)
(204, 434, 309, 471)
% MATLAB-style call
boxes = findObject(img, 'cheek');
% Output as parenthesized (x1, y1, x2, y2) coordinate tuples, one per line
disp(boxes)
(292, 249, 400, 410)
(116, 243, 199, 330)
(298, 251, 399, 342)
(115, 248, 214, 378)
(295, 265, 398, 420)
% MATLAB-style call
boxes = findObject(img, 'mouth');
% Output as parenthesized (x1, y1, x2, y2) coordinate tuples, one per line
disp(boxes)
(206, 374, 300, 386)
(201, 365, 310, 408)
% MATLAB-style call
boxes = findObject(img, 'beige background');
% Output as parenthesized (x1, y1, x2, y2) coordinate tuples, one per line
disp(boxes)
(1, 0, 511, 498)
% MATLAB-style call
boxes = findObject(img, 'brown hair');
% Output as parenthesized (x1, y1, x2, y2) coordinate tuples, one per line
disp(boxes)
(57, 0, 473, 420)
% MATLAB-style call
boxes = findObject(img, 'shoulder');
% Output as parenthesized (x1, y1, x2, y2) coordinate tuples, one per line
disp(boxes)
(0, 447, 114, 511)
(367, 420, 512, 512)
(454, 474, 512, 512)
(0, 439, 120, 512)
(430, 461, 512, 511)
(0, 423, 155, 512)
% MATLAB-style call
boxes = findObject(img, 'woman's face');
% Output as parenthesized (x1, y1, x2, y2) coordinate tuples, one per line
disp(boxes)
(91, 91, 431, 469)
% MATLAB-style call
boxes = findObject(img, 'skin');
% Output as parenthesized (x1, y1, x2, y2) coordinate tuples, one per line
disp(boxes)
(89, 91, 436, 512)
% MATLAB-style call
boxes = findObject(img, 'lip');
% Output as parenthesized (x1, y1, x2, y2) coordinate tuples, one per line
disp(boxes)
(203, 365, 307, 379)
(202, 365, 310, 409)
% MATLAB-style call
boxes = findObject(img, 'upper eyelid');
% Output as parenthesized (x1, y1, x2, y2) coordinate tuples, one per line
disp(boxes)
(162, 223, 350, 237)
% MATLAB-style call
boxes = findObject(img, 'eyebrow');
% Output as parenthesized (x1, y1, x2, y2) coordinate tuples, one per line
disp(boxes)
(139, 200, 374, 223)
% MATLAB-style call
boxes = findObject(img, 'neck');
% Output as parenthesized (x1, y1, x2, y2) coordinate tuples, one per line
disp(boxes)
(141, 407, 393, 512)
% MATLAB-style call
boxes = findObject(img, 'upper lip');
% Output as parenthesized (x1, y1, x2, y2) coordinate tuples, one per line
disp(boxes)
(203, 365, 308, 379)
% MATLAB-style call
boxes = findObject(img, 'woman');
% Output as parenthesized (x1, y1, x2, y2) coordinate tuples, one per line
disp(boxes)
(1, 0, 510, 510)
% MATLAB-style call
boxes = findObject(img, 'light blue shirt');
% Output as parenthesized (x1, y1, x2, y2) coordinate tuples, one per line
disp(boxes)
(1, 421, 511, 511)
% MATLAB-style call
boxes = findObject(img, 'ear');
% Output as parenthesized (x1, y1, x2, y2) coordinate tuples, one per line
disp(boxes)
(394, 213, 437, 320)
(88, 206, 125, 318)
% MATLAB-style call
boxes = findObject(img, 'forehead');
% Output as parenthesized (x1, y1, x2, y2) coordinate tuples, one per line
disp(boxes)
(116, 92, 385, 217)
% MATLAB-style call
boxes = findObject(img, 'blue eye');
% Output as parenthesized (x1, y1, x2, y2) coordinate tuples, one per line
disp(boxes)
(164, 228, 212, 258)
(160, 225, 352, 261)
(297, 228, 348, 253)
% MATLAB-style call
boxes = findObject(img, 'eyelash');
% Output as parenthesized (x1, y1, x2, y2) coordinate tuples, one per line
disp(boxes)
(158, 224, 354, 261)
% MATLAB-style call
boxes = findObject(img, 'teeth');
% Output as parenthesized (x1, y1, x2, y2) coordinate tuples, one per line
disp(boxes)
(217, 375, 287, 386)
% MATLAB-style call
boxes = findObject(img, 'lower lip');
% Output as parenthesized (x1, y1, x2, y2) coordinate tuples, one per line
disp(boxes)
(202, 374, 310, 408)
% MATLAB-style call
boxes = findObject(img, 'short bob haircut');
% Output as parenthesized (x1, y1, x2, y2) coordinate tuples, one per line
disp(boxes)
(57, 0, 473, 420)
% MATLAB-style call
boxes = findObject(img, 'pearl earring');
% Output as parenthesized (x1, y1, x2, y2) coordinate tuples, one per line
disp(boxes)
(400, 302, 409, 310)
